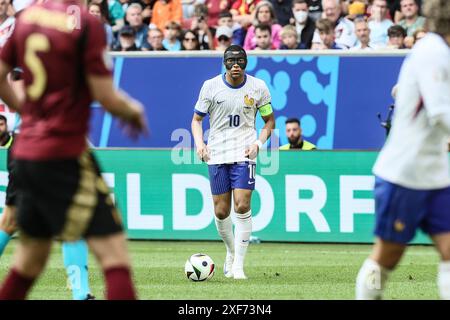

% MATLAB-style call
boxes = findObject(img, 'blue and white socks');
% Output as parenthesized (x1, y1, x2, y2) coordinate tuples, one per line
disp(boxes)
(438, 261, 450, 300)
(62, 240, 91, 300)
(233, 210, 252, 277)
(356, 258, 390, 300)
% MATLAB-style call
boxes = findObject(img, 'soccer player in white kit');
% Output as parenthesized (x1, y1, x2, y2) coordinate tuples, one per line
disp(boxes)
(356, 0, 450, 299)
(191, 45, 275, 279)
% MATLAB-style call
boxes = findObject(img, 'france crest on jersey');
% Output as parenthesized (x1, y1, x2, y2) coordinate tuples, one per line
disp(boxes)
(194, 73, 271, 165)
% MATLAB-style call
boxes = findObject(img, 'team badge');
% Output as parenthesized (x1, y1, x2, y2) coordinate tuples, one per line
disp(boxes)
(244, 95, 254, 107)
(394, 219, 405, 232)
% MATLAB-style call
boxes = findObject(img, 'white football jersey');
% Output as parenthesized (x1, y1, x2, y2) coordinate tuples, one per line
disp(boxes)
(373, 33, 450, 189)
(0, 16, 14, 49)
(194, 74, 271, 165)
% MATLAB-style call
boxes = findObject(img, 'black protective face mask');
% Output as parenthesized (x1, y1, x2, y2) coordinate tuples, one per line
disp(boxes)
(223, 50, 247, 70)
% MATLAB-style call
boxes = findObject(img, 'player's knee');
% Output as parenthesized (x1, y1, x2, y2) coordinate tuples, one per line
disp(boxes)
(234, 201, 250, 214)
(88, 234, 131, 270)
(214, 210, 230, 220)
(438, 243, 450, 261)
(213, 203, 231, 219)
(15, 255, 47, 278)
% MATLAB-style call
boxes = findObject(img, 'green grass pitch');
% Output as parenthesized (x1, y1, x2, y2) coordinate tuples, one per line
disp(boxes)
(0, 240, 441, 300)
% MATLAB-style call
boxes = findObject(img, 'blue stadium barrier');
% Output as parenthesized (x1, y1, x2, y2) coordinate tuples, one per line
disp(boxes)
(89, 51, 407, 150)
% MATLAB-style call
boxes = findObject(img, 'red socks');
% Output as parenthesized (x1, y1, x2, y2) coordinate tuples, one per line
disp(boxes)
(0, 269, 36, 300)
(105, 266, 137, 300)
(0, 267, 136, 300)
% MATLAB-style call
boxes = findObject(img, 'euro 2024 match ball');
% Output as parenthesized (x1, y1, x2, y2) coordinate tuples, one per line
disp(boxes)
(184, 253, 215, 281)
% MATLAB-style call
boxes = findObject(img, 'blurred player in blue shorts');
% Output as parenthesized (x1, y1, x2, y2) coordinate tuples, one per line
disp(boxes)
(191, 45, 275, 279)
(356, 0, 450, 299)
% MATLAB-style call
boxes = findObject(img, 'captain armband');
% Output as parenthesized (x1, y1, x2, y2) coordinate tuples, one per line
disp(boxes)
(259, 103, 273, 117)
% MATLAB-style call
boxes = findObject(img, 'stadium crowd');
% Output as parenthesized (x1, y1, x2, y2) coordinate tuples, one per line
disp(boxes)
(0, 0, 426, 52)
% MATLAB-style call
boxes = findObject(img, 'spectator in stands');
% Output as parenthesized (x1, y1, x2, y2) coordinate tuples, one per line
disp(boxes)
(113, 25, 140, 51)
(244, 1, 282, 50)
(307, 0, 322, 21)
(254, 23, 276, 49)
(122, 3, 149, 49)
(215, 25, 233, 51)
(151, 0, 183, 31)
(181, 29, 201, 50)
(88, 2, 114, 48)
(351, 17, 373, 50)
(311, 18, 340, 49)
(279, 25, 302, 49)
(163, 21, 182, 50)
(270, 0, 293, 26)
(205, 0, 232, 27)
(398, 0, 425, 38)
(108, 0, 126, 32)
(230, 0, 260, 28)
(312, 0, 357, 49)
(368, 0, 393, 48)
(89, 0, 111, 22)
(217, 11, 246, 46)
(144, 27, 168, 50)
(190, 4, 215, 49)
(386, 24, 406, 48)
(279, 118, 316, 150)
(290, 0, 315, 49)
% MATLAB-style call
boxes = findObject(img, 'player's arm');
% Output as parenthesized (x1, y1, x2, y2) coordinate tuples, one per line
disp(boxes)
(0, 61, 21, 112)
(191, 112, 209, 162)
(417, 52, 450, 134)
(87, 75, 147, 138)
(191, 82, 210, 162)
(245, 103, 275, 160)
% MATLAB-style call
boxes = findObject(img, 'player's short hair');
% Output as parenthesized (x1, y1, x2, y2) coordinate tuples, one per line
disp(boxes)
(285, 118, 300, 126)
(0, 115, 7, 123)
(423, 0, 450, 36)
(388, 25, 407, 38)
(224, 44, 246, 56)
(316, 18, 334, 34)
(255, 23, 272, 35)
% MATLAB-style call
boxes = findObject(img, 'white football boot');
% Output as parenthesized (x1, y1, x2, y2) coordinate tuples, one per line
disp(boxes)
(223, 253, 234, 278)
(232, 265, 247, 280)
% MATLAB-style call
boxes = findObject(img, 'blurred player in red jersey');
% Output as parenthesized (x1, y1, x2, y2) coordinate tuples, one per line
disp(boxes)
(0, 0, 147, 300)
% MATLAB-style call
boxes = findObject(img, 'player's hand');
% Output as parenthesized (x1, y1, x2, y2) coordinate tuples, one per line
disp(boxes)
(196, 143, 210, 162)
(121, 99, 149, 139)
(245, 143, 259, 160)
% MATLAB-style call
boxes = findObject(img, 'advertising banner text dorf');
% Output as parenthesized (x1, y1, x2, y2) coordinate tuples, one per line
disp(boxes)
(0, 150, 434, 244)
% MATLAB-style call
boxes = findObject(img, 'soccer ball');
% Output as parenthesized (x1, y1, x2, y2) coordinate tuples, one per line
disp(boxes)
(184, 253, 215, 281)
